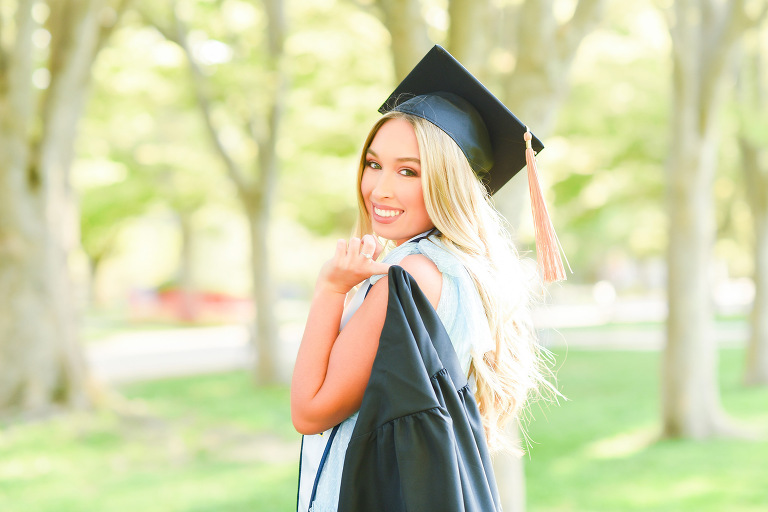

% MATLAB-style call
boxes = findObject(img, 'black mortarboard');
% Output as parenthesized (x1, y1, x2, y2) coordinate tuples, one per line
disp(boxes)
(377, 45, 568, 282)
(378, 44, 544, 195)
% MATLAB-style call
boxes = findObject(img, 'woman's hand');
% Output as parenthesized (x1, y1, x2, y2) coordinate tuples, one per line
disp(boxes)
(317, 234, 390, 295)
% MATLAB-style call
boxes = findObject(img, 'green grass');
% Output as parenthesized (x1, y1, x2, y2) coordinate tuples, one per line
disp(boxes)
(0, 373, 299, 512)
(524, 349, 768, 511)
(0, 349, 766, 511)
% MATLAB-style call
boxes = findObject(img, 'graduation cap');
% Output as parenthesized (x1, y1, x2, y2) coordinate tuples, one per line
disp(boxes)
(378, 45, 568, 282)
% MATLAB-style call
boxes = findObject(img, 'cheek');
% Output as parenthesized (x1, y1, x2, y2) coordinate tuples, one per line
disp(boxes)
(407, 183, 428, 217)
(360, 170, 373, 199)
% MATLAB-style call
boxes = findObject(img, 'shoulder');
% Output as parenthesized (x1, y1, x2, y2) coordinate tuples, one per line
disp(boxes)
(397, 253, 442, 309)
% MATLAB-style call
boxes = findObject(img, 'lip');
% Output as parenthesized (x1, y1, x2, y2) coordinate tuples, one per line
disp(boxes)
(371, 202, 404, 225)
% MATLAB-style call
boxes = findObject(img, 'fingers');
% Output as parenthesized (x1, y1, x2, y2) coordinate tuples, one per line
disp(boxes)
(358, 235, 390, 275)
(361, 234, 376, 259)
(333, 235, 386, 267)
(335, 239, 347, 258)
(321, 236, 390, 294)
(347, 237, 362, 258)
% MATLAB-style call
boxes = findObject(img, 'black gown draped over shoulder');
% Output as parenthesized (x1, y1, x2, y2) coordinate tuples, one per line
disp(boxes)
(338, 265, 502, 512)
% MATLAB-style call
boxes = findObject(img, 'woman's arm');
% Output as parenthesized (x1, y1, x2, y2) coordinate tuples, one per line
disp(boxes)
(290, 242, 442, 435)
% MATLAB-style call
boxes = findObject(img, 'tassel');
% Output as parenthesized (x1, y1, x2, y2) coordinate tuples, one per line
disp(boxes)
(525, 128, 569, 283)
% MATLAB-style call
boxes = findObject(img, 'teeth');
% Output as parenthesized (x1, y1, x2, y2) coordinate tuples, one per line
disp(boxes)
(374, 207, 402, 218)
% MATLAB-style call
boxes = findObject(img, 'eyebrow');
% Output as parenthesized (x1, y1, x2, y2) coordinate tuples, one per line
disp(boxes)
(367, 148, 421, 164)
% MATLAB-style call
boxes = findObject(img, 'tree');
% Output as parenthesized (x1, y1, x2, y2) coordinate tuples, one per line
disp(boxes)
(79, 168, 155, 305)
(142, 0, 286, 383)
(661, 0, 767, 437)
(737, 28, 768, 386)
(448, 0, 606, 228)
(77, 20, 239, 310)
(0, 0, 128, 414)
(373, 0, 432, 79)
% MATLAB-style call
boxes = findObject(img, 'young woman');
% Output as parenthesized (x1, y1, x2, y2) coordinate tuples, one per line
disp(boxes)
(291, 45, 564, 512)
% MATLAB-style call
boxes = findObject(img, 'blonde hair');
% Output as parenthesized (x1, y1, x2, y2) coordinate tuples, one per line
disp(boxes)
(355, 112, 560, 454)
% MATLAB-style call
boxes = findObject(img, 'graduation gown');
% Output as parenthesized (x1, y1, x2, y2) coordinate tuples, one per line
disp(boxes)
(337, 265, 502, 512)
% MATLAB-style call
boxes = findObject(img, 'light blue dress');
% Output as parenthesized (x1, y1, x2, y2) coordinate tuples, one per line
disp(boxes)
(296, 231, 493, 512)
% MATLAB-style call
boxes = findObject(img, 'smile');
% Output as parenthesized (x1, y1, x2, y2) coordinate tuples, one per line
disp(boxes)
(374, 206, 403, 218)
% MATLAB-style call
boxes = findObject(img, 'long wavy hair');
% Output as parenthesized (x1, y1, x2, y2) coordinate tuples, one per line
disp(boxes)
(354, 112, 560, 454)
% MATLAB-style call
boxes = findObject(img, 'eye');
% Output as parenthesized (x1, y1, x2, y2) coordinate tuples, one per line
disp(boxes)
(366, 160, 381, 170)
(399, 168, 418, 177)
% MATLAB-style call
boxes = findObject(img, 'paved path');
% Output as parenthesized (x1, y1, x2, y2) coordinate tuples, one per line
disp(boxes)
(88, 325, 255, 384)
(539, 323, 748, 351)
(87, 317, 748, 384)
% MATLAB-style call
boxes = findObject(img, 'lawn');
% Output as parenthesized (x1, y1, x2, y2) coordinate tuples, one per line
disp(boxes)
(0, 374, 298, 511)
(524, 349, 768, 511)
(0, 348, 766, 511)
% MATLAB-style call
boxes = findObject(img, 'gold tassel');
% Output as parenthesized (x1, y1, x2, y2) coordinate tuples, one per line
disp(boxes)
(525, 128, 569, 283)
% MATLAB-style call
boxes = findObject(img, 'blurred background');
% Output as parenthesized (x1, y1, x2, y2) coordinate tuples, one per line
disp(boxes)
(1, 0, 767, 510)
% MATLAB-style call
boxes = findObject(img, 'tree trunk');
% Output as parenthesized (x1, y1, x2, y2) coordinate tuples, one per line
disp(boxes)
(447, 0, 490, 79)
(738, 37, 768, 386)
(493, 423, 526, 512)
(0, 157, 89, 413)
(246, 198, 280, 383)
(663, 126, 726, 437)
(177, 210, 199, 321)
(744, 175, 768, 385)
(375, 0, 431, 81)
(661, 0, 760, 438)
(494, 0, 604, 229)
(249, 0, 286, 384)
(0, 0, 123, 414)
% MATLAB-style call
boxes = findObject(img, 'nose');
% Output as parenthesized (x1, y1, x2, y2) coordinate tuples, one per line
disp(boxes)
(370, 169, 394, 200)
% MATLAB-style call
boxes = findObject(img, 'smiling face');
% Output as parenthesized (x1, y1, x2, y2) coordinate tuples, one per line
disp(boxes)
(360, 118, 434, 246)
